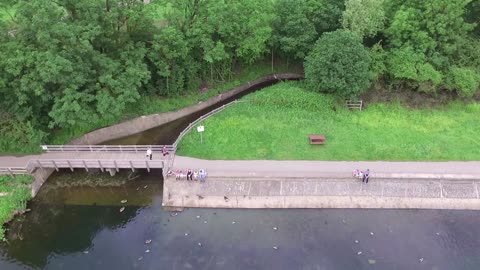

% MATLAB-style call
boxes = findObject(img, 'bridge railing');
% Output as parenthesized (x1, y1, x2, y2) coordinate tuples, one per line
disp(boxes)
(30, 159, 165, 172)
(40, 145, 176, 153)
(0, 167, 28, 176)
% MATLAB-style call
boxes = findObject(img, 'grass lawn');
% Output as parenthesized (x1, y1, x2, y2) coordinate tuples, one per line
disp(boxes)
(177, 82, 480, 161)
(0, 175, 32, 240)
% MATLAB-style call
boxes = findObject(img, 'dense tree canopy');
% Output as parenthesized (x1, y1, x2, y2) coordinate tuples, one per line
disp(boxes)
(305, 30, 371, 97)
(342, 0, 385, 38)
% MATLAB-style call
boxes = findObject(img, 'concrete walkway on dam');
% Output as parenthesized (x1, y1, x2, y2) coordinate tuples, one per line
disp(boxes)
(163, 156, 480, 210)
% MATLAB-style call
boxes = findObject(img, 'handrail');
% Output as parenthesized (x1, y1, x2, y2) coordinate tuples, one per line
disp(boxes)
(40, 144, 176, 153)
(173, 100, 239, 148)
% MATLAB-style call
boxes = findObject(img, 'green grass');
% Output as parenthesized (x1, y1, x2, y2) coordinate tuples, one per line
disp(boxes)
(177, 82, 480, 161)
(49, 60, 301, 145)
(0, 175, 33, 240)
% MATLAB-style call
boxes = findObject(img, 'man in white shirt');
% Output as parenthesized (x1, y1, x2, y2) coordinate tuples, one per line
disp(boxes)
(146, 148, 152, 160)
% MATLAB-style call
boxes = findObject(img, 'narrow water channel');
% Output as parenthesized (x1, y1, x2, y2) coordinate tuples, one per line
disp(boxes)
(1, 78, 480, 269)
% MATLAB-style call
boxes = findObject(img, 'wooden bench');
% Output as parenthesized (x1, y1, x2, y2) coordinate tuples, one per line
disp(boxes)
(309, 135, 326, 145)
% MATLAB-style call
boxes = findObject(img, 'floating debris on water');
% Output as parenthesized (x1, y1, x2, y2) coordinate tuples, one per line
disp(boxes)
(419, 258, 424, 263)
(357, 251, 362, 255)
(120, 200, 127, 204)
(355, 240, 359, 244)
(185, 233, 189, 236)
(273, 227, 278, 231)
(170, 212, 178, 217)
(368, 259, 376, 264)
(119, 207, 125, 213)
(196, 216, 200, 219)
(342, 219, 346, 224)
(83, 251, 89, 254)
(436, 232, 440, 236)
(145, 249, 150, 253)
(144, 185, 148, 189)
(198, 242, 202, 247)
(138, 256, 143, 261)
(232, 221, 236, 224)
(370, 232, 374, 236)
(145, 239, 152, 244)
(273, 246, 278, 250)
(204, 221, 207, 224)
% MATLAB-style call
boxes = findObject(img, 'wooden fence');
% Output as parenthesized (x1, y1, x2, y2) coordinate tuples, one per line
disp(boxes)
(346, 100, 363, 110)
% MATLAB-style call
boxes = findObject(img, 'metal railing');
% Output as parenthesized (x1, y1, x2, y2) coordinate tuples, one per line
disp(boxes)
(173, 100, 239, 148)
(40, 145, 176, 153)
(30, 159, 165, 172)
(0, 167, 28, 176)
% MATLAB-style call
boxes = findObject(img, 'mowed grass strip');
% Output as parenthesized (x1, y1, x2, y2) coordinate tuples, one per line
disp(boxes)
(177, 82, 480, 161)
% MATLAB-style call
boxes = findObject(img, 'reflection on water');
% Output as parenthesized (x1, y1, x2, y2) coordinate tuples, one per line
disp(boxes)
(1, 173, 480, 269)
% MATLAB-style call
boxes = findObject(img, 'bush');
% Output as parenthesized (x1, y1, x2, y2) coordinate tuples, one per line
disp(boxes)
(449, 67, 480, 97)
(304, 30, 371, 98)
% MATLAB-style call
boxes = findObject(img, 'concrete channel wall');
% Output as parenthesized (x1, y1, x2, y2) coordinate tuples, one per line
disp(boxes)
(30, 73, 303, 196)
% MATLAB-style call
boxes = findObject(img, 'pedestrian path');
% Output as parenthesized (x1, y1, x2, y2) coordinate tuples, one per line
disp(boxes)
(173, 156, 480, 180)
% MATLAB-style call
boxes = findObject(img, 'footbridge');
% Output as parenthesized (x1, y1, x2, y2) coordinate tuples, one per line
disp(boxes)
(0, 145, 176, 176)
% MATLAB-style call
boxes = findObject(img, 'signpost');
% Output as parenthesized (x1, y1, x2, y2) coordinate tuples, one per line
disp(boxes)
(197, 125, 205, 143)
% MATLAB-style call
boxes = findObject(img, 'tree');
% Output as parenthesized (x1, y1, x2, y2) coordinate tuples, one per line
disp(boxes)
(272, 0, 317, 60)
(342, 0, 385, 38)
(0, 0, 152, 128)
(304, 30, 371, 97)
(305, 0, 345, 35)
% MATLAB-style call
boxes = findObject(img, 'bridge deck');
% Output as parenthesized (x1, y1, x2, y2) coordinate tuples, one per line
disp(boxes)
(0, 145, 176, 175)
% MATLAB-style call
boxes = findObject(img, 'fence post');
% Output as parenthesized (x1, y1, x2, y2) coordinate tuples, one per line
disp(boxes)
(83, 160, 89, 172)
(114, 160, 119, 172)
(52, 160, 59, 172)
(146, 160, 150, 172)
(129, 161, 135, 172)
(98, 160, 104, 172)
(67, 160, 74, 172)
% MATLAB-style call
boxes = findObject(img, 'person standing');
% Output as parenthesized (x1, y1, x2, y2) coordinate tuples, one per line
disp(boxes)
(363, 169, 370, 183)
(146, 147, 152, 160)
(187, 169, 193, 181)
(162, 146, 169, 157)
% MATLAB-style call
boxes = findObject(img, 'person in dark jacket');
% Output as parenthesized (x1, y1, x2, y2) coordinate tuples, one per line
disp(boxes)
(363, 169, 370, 183)
(187, 169, 193, 181)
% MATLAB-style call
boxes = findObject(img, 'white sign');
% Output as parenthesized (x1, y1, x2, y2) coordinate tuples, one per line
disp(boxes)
(197, 125, 205, 132)
(41, 145, 47, 150)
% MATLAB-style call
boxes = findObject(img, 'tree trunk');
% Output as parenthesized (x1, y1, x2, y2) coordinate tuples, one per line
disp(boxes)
(271, 47, 274, 73)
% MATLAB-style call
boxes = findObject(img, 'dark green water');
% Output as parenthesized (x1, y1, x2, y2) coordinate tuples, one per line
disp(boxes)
(1, 170, 480, 269)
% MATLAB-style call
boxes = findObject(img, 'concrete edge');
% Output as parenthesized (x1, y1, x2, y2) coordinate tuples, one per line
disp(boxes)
(163, 195, 480, 210)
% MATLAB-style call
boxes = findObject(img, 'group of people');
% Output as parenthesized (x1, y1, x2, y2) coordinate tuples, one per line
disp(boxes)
(168, 169, 207, 182)
(353, 169, 370, 183)
(145, 146, 170, 160)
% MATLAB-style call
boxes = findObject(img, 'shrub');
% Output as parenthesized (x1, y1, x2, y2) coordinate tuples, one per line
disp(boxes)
(304, 30, 371, 98)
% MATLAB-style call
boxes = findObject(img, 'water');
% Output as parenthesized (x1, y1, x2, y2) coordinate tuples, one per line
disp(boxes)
(1, 172, 480, 270)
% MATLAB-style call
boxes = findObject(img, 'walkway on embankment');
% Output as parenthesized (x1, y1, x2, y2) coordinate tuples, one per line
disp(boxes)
(163, 156, 480, 210)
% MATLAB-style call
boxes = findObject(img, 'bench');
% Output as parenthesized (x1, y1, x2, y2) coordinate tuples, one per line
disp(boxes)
(309, 135, 326, 145)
